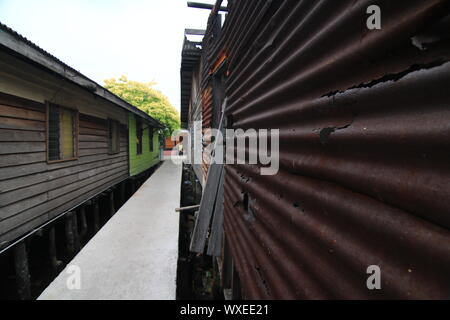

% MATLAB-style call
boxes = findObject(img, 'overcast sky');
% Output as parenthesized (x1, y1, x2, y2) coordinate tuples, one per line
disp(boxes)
(0, 0, 217, 112)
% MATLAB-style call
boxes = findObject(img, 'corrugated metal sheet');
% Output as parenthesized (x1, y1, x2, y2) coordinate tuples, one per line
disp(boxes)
(201, 85, 213, 128)
(181, 37, 202, 127)
(188, 0, 450, 299)
(201, 85, 213, 178)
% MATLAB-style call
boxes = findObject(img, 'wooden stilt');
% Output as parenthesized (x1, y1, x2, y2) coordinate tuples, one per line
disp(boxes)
(93, 199, 100, 232)
(65, 212, 75, 258)
(48, 227, 62, 272)
(130, 178, 136, 195)
(79, 205, 88, 238)
(13, 241, 31, 300)
(72, 212, 81, 253)
(120, 182, 126, 205)
(109, 190, 115, 217)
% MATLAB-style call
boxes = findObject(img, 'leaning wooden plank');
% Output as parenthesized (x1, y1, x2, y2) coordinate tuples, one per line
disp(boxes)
(207, 167, 225, 257)
(189, 98, 227, 253)
(189, 163, 223, 253)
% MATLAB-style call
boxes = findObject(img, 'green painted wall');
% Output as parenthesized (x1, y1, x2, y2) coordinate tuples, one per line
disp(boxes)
(128, 113, 160, 176)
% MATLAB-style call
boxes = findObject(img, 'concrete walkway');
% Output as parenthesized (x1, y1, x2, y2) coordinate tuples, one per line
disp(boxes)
(38, 161, 181, 300)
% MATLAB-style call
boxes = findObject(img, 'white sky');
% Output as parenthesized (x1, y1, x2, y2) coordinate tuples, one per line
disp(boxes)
(0, 0, 217, 112)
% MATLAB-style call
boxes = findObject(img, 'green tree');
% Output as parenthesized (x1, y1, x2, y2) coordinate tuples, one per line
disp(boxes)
(104, 76, 180, 137)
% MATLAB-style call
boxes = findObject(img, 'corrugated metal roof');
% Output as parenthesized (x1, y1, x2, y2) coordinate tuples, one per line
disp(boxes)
(181, 37, 202, 127)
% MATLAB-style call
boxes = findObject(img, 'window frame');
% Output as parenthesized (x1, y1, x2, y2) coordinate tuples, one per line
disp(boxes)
(107, 118, 121, 155)
(45, 102, 79, 164)
(149, 127, 154, 152)
(136, 117, 143, 155)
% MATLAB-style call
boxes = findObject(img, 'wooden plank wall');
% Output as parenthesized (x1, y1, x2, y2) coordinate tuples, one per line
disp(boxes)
(0, 93, 129, 248)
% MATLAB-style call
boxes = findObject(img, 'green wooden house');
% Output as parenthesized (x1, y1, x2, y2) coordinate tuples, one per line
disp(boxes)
(128, 113, 162, 176)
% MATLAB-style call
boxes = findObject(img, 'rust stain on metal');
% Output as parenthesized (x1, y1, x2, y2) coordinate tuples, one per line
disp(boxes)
(183, 0, 450, 299)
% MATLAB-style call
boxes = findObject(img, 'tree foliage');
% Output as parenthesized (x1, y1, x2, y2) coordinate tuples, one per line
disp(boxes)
(104, 76, 180, 136)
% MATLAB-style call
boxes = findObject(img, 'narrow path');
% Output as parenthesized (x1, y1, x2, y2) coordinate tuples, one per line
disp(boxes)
(38, 161, 182, 300)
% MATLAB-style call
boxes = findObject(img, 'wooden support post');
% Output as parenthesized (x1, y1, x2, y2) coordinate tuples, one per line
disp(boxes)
(72, 212, 81, 253)
(48, 227, 62, 272)
(187, 1, 228, 11)
(93, 199, 100, 232)
(65, 212, 75, 258)
(109, 190, 115, 217)
(129, 178, 134, 195)
(185, 28, 206, 36)
(13, 241, 31, 300)
(120, 181, 126, 205)
(79, 205, 88, 238)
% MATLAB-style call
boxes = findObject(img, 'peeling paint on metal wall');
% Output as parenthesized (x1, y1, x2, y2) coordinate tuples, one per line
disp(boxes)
(191, 0, 450, 299)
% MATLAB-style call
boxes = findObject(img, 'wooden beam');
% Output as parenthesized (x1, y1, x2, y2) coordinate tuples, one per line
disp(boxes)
(207, 168, 225, 257)
(185, 28, 206, 36)
(187, 2, 228, 12)
(190, 164, 223, 253)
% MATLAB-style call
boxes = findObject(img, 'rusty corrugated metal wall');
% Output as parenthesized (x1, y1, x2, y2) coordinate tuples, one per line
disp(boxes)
(194, 0, 450, 299)
(201, 85, 213, 178)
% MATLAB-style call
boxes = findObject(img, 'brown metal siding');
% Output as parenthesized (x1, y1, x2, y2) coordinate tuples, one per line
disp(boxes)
(0, 93, 129, 248)
(201, 85, 214, 178)
(197, 0, 450, 299)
